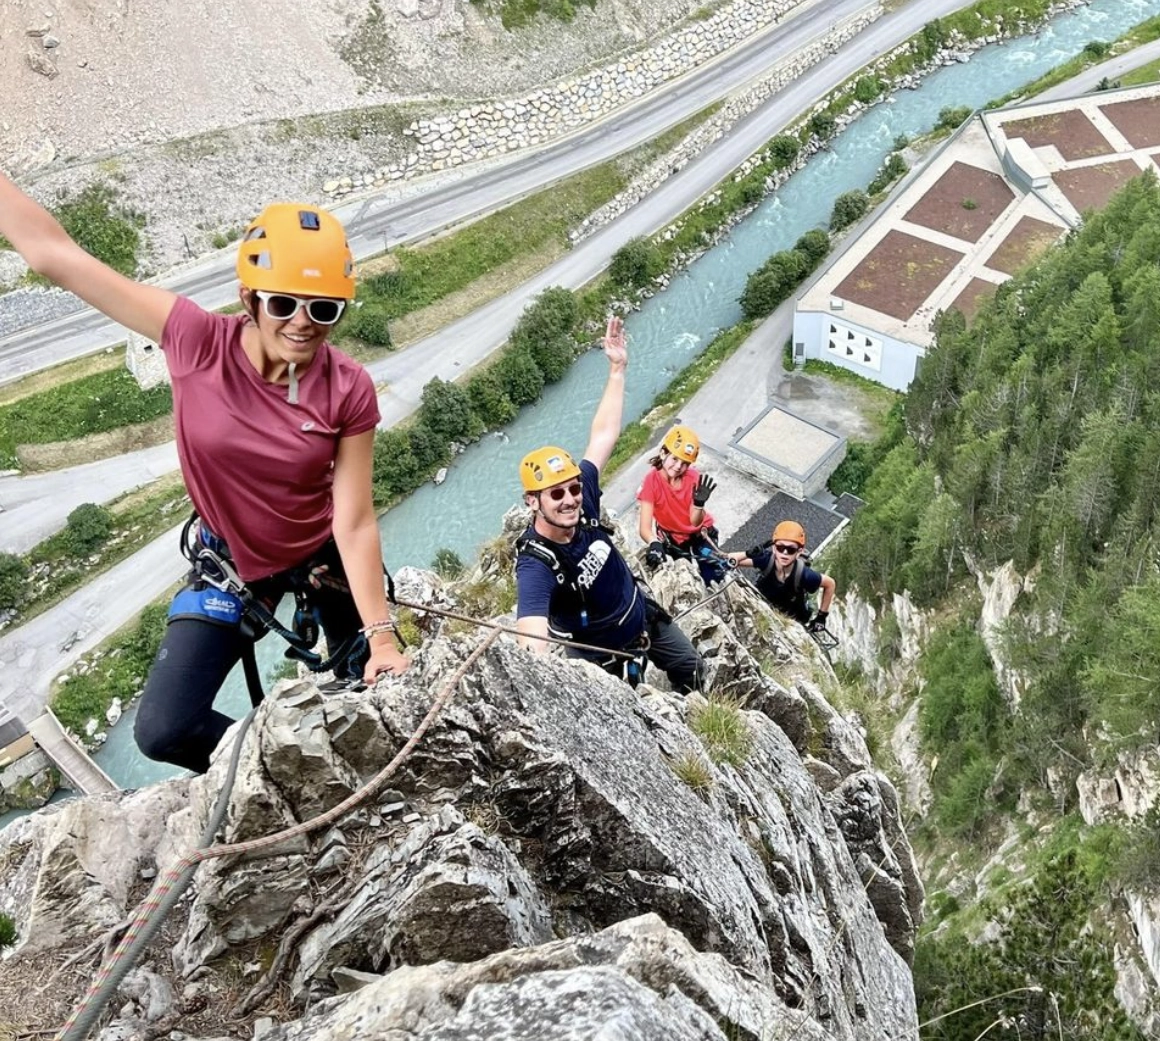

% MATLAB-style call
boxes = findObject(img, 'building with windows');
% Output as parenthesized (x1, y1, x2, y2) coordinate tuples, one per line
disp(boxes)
(793, 83, 1160, 390)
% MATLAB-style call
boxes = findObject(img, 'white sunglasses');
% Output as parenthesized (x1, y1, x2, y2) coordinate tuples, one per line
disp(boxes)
(255, 290, 346, 326)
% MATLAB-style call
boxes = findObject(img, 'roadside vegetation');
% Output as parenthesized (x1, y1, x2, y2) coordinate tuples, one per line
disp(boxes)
(51, 603, 170, 738)
(468, 0, 597, 30)
(0, 476, 189, 627)
(1, 182, 146, 286)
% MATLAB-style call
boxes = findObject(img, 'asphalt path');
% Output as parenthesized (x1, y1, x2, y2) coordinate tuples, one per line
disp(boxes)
(0, 0, 976, 558)
(0, 0, 1048, 727)
(0, 0, 871, 384)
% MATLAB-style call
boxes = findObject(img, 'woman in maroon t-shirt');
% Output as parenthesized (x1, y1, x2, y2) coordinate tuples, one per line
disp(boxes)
(0, 172, 410, 773)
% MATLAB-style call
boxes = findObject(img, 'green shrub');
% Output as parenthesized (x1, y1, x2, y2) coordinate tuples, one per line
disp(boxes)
(853, 75, 882, 103)
(961, 197, 977, 210)
(793, 229, 831, 267)
(739, 251, 806, 319)
(510, 286, 578, 349)
(432, 548, 465, 579)
(768, 135, 800, 168)
(609, 237, 666, 290)
(868, 153, 908, 196)
(738, 233, 829, 321)
(64, 503, 113, 557)
(345, 301, 393, 347)
(809, 111, 837, 141)
(51, 183, 145, 278)
(495, 347, 545, 407)
(830, 190, 869, 231)
(1083, 39, 1111, 58)
(466, 371, 518, 427)
(418, 378, 483, 444)
(936, 105, 972, 131)
(0, 552, 28, 611)
(0, 912, 16, 950)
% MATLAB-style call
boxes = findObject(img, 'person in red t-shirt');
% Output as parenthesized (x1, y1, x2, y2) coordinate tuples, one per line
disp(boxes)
(0, 171, 409, 773)
(636, 424, 725, 585)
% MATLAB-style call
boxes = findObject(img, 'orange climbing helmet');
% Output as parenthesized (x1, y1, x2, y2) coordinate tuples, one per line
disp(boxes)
(236, 203, 356, 299)
(773, 520, 807, 547)
(520, 446, 581, 492)
(662, 424, 700, 463)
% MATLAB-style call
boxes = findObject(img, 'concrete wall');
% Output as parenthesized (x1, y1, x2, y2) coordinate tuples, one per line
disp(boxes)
(794, 309, 923, 392)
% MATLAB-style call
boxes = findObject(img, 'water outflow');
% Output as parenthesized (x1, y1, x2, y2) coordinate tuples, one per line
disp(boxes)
(93, 0, 1160, 788)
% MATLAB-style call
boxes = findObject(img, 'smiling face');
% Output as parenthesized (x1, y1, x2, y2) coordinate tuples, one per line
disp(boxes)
(527, 477, 584, 536)
(241, 287, 338, 377)
(661, 451, 691, 483)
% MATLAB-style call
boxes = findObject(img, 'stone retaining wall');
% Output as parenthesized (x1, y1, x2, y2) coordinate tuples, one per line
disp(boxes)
(573, 4, 883, 244)
(323, 0, 810, 197)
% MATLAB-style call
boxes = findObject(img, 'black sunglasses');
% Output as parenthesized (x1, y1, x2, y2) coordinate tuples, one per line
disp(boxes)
(543, 481, 583, 502)
(773, 543, 801, 555)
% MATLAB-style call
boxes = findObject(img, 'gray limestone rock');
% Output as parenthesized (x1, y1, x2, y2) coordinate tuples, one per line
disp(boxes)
(4, 558, 921, 1040)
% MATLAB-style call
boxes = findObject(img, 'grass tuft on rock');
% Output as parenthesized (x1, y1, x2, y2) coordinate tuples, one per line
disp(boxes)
(689, 695, 753, 767)
(669, 750, 714, 792)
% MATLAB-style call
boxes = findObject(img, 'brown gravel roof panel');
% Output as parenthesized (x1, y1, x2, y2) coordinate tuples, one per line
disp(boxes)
(949, 277, 999, 323)
(833, 230, 963, 322)
(1054, 159, 1144, 215)
(1003, 109, 1114, 160)
(903, 161, 1015, 243)
(1098, 96, 1160, 149)
(983, 216, 1063, 276)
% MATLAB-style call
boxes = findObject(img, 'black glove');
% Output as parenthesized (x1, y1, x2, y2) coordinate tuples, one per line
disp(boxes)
(692, 474, 716, 508)
(806, 610, 829, 633)
(645, 541, 666, 570)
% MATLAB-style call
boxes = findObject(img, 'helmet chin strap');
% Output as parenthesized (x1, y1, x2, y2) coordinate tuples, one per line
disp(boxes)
(287, 361, 300, 404)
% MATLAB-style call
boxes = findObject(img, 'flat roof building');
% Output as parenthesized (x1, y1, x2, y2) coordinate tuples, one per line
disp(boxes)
(794, 82, 1160, 390)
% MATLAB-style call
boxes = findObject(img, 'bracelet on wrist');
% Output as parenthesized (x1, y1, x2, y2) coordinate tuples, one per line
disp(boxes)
(361, 619, 400, 639)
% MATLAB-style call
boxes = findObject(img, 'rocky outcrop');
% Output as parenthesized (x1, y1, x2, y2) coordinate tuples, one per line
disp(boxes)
(0, 564, 921, 1039)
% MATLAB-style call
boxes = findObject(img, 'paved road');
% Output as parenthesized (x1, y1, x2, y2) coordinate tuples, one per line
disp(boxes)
(1037, 38, 1160, 101)
(0, 0, 1023, 728)
(0, 0, 978, 556)
(0, 0, 865, 385)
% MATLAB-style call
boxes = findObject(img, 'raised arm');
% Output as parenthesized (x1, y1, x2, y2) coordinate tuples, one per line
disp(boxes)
(581, 316, 627, 472)
(0, 171, 176, 343)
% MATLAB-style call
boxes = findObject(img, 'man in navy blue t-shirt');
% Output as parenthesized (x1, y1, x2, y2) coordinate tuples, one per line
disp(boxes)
(515, 317, 702, 693)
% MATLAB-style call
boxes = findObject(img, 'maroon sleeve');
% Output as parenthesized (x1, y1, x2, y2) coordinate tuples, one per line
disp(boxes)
(340, 364, 381, 437)
(159, 296, 229, 376)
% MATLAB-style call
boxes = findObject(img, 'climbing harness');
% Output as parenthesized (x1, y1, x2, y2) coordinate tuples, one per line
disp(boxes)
(515, 513, 640, 635)
(656, 526, 737, 584)
(178, 513, 383, 702)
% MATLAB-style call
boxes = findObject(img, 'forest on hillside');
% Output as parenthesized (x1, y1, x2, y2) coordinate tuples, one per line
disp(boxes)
(834, 170, 1160, 1040)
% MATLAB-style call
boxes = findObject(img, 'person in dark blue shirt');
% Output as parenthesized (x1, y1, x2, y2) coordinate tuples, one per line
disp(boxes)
(515, 317, 703, 693)
(730, 520, 836, 631)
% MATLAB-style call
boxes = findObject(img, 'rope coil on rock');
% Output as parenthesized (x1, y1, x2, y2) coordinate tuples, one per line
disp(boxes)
(55, 629, 501, 1041)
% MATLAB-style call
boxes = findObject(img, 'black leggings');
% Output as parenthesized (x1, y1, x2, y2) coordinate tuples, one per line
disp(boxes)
(134, 539, 366, 774)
